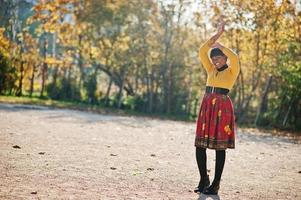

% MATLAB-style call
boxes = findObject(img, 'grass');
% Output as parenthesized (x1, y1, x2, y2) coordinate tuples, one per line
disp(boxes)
(0, 95, 193, 122)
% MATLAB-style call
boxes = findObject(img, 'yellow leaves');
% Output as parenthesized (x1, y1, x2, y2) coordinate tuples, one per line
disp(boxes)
(106, 1, 124, 10)
(45, 56, 63, 65)
(63, 56, 74, 66)
(45, 4, 55, 12)
(90, 45, 104, 61)
(34, 26, 43, 37)
(150, 51, 160, 59)
(0, 27, 5, 33)
(32, 4, 44, 12)
(21, 51, 41, 64)
(116, 35, 130, 51)
(90, 46, 101, 59)
(103, 38, 112, 48)
(101, 35, 130, 53)
(51, 14, 59, 23)
(0, 27, 10, 58)
(17, 33, 23, 41)
(212, 5, 221, 16)
(29, 0, 73, 35)
(43, 23, 57, 33)
(26, 16, 35, 25)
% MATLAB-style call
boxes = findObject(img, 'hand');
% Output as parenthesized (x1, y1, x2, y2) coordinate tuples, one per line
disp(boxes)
(217, 18, 225, 36)
(210, 18, 226, 42)
(211, 42, 224, 49)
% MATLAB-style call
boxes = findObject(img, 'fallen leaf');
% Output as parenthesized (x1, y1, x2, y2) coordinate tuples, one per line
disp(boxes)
(132, 170, 144, 176)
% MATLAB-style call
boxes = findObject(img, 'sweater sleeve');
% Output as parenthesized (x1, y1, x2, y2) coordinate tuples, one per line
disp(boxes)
(199, 39, 214, 73)
(221, 46, 240, 77)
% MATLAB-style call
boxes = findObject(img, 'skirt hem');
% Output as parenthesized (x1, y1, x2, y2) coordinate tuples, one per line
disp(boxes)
(194, 137, 235, 150)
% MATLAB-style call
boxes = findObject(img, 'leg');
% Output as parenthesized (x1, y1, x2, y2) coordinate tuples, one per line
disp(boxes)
(194, 147, 210, 193)
(203, 149, 226, 195)
(196, 147, 207, 179)
(213, 149, 226, 184)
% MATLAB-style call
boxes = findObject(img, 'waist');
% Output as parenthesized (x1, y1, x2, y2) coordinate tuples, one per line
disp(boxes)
(205, 86, 229, 95)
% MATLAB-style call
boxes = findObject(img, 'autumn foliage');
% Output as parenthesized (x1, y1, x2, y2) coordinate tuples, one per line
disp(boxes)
(0, 0, 300, 130)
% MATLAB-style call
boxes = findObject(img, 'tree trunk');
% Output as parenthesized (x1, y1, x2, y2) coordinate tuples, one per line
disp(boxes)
(238, 28, 267, 123)
(117, 65, 127, 109)
(167, 62, 174, 114)
(254, 75, 272, 126)
(40, 39, 48, 97)
(104, 77, 113, 106)
(146, 71, 150, 112)
(29, 64, 36, 97)
(51, 32, 58, 95)
(161, 7, 173, 114)
(148, 69, 154, 113)
(52, 66, 58, 89)
(185, 71, 192, 115)
(193, 98, 199, 118)
(283, 95, 295, 126)
(77, 34, 84, 91)
(16, 60, 24, 96)
(282, 90, 301, 127)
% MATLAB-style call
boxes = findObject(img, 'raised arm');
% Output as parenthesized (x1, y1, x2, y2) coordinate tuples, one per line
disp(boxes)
(199, 19, 226, 73)
(220, 46, 240, 76)
(199, 39, 214, 73)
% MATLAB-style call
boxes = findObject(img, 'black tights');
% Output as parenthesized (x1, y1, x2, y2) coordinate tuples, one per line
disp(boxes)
(196, 147, 226, 185)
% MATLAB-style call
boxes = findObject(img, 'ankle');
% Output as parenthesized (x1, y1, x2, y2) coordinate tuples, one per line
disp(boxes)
(210, 179, 220, 190)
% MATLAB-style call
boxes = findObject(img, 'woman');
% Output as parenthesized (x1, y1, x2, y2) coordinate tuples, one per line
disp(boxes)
(194, 20, 240, 195)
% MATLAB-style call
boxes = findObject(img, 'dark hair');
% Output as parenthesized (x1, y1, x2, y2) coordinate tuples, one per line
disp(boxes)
(210, 48, 226, 58)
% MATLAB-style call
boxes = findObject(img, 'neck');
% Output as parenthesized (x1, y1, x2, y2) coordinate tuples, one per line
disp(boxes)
(217, 64, 228, 72)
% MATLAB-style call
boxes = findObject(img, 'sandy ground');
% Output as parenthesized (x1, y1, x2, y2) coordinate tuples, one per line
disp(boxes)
(0, 103, 300, 200)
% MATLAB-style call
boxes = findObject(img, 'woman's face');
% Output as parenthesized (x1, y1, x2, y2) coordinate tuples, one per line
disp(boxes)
(211, 56, 227, 69)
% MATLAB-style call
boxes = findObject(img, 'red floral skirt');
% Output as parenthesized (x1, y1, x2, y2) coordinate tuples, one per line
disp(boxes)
(195, 93, 236, 150)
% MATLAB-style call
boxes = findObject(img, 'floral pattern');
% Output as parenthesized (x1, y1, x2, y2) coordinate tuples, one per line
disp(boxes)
(212, 98, 216, 105)
(224, 125, 232, 135)
(195, 93, 235, 150)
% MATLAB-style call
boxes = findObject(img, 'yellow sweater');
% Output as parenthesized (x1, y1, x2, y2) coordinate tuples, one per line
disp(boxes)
(199, 39, 240, 90)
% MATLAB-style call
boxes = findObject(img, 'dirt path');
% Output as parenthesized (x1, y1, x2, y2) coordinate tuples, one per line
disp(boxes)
(0, 103, 300, 200)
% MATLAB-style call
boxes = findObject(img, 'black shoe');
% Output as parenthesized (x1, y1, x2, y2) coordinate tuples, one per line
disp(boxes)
(194, 175, 210, 193)
(203, 180, 220, 195)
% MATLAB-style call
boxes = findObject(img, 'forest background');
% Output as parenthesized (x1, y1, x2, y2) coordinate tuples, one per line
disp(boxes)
(0, 0, 300, 131)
